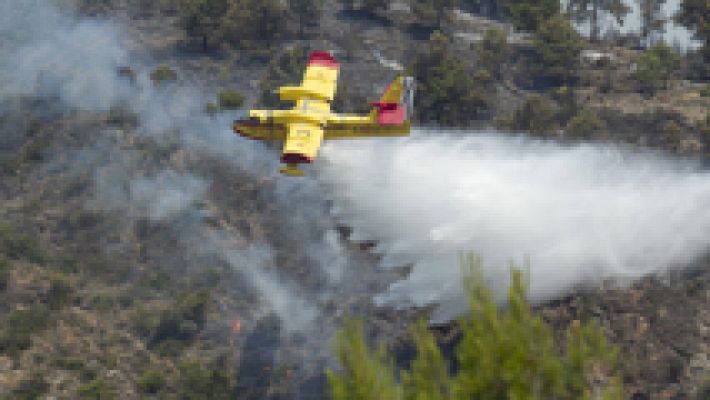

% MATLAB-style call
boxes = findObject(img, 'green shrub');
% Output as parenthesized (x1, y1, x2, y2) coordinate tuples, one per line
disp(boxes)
(218, 89, 245, 109)
(177, 362, 232, 399)
(410, 31, 491, 126)
(133, 290, 210, 354)
(137, 369, 166, 394)
(54, 356, 86, 371)
(77, 379, 116, 399)
(259, 46, 309, 108)
(698, 112, 710, 137)
(131, 307, 161, 338)
(502, 0, 560, 32)
(634, 43, 681, 94)
(0, 306, 50, 355)
(0, 222, 45, 263)
(47, 273, 73, 310)
(510, 95, 557, 135)
(12, 374, 49, 400)
(0, 257, 9, 291)
(532, 16, 583, 86)
(150, 65, 177, 84)
(565, 109, 607, 139)
(89, 294, 115, 311)
(408, 0, 458, 28)
(327, 318, 402, 399)
(327, 254, 623, 399)
(700, 85, 710, 97)
(663, 120, 683, 137)
(476, 28, 510, 80)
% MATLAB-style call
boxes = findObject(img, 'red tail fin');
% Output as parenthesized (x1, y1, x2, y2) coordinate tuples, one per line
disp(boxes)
(372, 76, 414, 125)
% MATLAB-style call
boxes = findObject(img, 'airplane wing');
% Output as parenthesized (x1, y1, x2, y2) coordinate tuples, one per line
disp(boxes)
(323, 76, 414, 139)
(233, 117, 287, 141)
(279, 51, 339, 103)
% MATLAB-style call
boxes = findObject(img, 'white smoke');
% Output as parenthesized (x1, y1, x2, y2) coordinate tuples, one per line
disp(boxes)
(0, 0, 131, 109)
(0, 0, 346, 335)
(318, 131, 710, 321)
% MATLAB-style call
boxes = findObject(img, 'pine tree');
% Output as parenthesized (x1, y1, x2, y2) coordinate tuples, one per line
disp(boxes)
(327, 253, 624, 400)
(408, 0, 460, 28)
(676, 0, 710, 62)
(501, 0, 560, 32)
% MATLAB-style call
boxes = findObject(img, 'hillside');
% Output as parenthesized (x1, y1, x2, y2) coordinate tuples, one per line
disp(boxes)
(0, 0, 709, 399)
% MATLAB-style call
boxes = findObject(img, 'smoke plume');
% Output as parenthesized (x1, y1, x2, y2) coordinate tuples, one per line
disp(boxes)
(318, 131, 710, 321)
(0, 0, 346, 339)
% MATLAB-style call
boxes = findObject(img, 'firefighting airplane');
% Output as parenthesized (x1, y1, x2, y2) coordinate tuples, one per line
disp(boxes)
(233, 51, 414, 176)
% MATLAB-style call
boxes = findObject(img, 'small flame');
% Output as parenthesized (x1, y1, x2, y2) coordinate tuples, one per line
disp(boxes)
(232, 319, 242, 334)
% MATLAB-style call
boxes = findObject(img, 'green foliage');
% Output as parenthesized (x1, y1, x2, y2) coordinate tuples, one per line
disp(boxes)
(0, 257, 9, 291)
(218, 89, 245, 110)
(676, 0, 710, 61)
(12, 374, 49, 400)
(0, 222, 45, 263)
(565, 108, 607, 139)
(328, 254, 623, 400)
(410, 32, 491, 126)
(698, 112, 710, 138)
(217, 0, 287, 49)
(90, 294, 116, 311)
(0, 306, 50, 356)
(400, 320, 452, 400)
(54, 356, 86, 371)
(77, 379, 116, 399)
(326, 318, 402, 400)
(177, 362, 232, 399)
(511, 95, 557, 135)
(502, 0, 560, 32)
(289, 0, 324, 37)
(532, 16, 583, 86)
(150, 65, 178, 84)
(700, 85, 710, 97)
(476, 28, 510, 80)
(133, 290, 210, 354)
(663, 120, 683, 137)
(47, 273, 73, 310)
(259, 46, 309, 108)
(408, 0, 459, 28)
(137, 369, 167, 394)
(178, 0, 228, 50)
(634, 43, 681, 93)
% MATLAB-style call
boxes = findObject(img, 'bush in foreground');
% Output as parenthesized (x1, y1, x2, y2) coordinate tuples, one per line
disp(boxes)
(327, 254, 623, 399)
